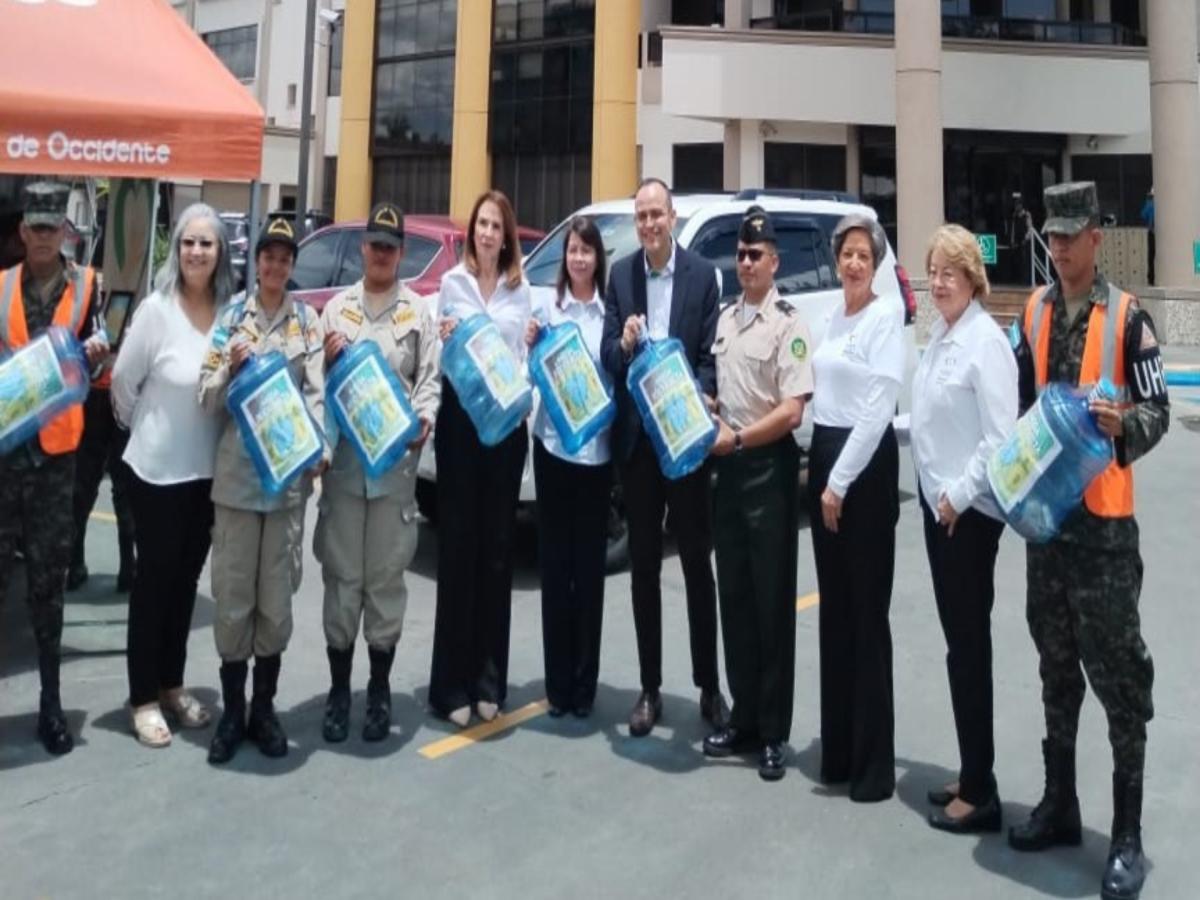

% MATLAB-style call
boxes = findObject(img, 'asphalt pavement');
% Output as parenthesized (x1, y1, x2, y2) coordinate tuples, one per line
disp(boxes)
(2, 364, 1198, 899)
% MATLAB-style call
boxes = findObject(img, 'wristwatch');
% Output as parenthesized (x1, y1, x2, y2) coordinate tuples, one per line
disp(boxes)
(733, 429, 744, 453)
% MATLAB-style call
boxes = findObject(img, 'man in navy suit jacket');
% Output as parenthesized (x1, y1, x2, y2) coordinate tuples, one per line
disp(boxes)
(600, 178, 726, 738)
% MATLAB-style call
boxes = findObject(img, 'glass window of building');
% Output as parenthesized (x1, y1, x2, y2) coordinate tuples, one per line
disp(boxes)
(764, 143, 846, 192)
(327, 21, 343, 97)
(672, 144, 724, 193)
(203, 26, 257, 81)
(373, 0, 457, 213)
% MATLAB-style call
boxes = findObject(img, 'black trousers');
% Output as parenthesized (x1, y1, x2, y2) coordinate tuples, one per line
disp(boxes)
(126, 473, 213, 707)
(71, 388, 135, 573)
(533, 439, 610, 711)
(714, 438, 800, 743)
(429, 381, 527, 715)
(620, 435, 719, 694)
(809, 423, 898, 802)
(920, 490, 1005, 805)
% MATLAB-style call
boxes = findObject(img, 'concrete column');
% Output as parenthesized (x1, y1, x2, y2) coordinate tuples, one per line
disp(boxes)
(845, 124, 860, 196)
(334, 0, 375, 220)
(725, 0, 751, 29)
(592, 0, 639, 202)
(723, 119, 763, 191)
(449, 0, 493, 222)
(894, 0, 943, 273)
(1148, 1, 1200, 286)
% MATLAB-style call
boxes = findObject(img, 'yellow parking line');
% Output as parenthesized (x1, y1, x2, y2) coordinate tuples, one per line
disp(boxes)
(796, 591, 819, 611)
(89, 510, 117, 524)
(418, 700, 549, 760)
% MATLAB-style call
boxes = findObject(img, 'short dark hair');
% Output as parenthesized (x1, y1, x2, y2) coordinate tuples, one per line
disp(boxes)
(635, 177, 673, 210)
(555, 215, 607, 305)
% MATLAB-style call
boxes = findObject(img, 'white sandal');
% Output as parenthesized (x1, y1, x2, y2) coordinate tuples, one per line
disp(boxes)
(130, 703, 172, 748)
(160, 689, 211, 729)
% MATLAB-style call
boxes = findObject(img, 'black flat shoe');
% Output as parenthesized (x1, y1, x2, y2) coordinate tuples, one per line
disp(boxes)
(929, 794, 1003, 834)
(547, 704, 567, 718)
(571, 705, 592, 719)
(758, 742, 786, 781)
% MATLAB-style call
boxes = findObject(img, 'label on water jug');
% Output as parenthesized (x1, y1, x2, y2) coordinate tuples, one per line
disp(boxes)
(987, 400, 1063, 513)
(538, 329, 609, 431)
(465, 325, 526, 411)
(637, 352, 711, 462)
(236, 367, 322, 484)
(331, 351, 415, 467)
(0, 334, 65, 435)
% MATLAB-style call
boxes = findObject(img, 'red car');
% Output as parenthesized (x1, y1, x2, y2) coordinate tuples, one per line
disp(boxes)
(287, 214, 545, 312)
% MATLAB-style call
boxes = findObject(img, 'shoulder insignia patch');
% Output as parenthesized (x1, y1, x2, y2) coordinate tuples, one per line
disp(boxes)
(1140, 320, 1158, 351)
(341, 306, 364, 326)
(790, 337, 807, 361)
(775, 299, 795, 316)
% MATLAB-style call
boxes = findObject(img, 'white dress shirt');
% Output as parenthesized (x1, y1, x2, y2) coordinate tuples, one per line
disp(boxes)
(811, 297, 906, 496)
(643, 240, 676, 340)
(911, 299, 1018, 520)
(531, 288, 611, 466)
(437, 263, 532, 362)
(111, 291, 221, 485)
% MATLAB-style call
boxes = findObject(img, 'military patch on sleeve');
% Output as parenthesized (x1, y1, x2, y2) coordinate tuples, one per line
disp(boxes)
(790, 337, 807, 361)
(1129, 313, 1167, 402)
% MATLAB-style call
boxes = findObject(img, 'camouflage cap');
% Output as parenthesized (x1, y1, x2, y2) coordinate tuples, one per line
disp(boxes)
(1042, 181, 1100, 236)
(22, 181, 69, 228)
(739, 205, 777, 245)
(365, 201, 404, 247)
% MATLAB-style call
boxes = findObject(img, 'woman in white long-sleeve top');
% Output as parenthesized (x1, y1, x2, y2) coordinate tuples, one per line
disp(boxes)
(913, 225, 1018, 834)
(808, 213, 907, 803)
(111, 203, 229, 748)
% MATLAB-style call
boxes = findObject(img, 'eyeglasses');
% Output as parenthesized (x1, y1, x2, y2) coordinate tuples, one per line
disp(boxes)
(736, 248, 766, 263)
(180, 237, 216, 250)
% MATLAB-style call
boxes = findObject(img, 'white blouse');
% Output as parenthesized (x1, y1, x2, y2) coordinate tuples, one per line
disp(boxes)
(530, 288, 611, 466)
(911, 300, 1018, 520)
(811, 297, 906, 497)
(437, 264, 532, 362)
(111, 291, 221, 485)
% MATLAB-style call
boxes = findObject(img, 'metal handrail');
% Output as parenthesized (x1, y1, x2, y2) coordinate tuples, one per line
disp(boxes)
(1028, 225, 1055, 286)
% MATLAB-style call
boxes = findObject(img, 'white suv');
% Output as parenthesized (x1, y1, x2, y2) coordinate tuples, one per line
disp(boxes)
(416, 191, 919, 566)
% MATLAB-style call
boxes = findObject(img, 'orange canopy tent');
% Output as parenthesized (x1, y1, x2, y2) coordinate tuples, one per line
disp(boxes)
(0, 0, 264, 181)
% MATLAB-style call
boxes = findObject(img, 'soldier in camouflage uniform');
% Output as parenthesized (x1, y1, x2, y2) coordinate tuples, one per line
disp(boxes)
(1009, 182, 1168, 900)
(0, 182, 108, 755)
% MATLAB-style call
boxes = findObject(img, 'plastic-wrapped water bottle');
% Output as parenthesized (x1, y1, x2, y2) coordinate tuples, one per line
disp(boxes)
(626, 332, 716, 480)
(226, 350, 324, 495)
(987, 378, 1117, 542)
(441, 307, 532, 446)
(325, 340, 421, 478)
(527, 312, 615, 456)
(0, 325, 90, 456)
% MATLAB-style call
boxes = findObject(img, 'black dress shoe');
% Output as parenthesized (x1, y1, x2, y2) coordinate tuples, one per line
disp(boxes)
(547, 704, 567, 718)
(699, 689, 727, 729)
(758, 742, 786, 781)
(702, 726, 759, 758)
(929, 794, 1003, 834)
(36, 707, 74, 756)
(628, 690, 662, 737)
(928, 785, 959, 806)
(572, 705, 592, 719)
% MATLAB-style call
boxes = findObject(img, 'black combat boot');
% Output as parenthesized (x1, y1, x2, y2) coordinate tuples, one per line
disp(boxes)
(1101, 770, 1146, 900)
(208, 660, 248, 765)
(323, 645, 353, 743)
(362, 645, 395, 742)
(246, 654, 288, 758)
(36, 652, 74, 756)
(1009, 739, 1083, 851)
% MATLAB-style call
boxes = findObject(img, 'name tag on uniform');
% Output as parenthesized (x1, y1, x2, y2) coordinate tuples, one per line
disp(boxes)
(341, 306, 364, 326)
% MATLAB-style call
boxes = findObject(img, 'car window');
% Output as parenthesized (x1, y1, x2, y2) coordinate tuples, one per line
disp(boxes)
(520, 237, 541, 258)
(688, 216, 740, 302)
(289, 231, 340, 291)
(524, 213, 689, 288)
(336, 233, 363, 285)
(397, 235, 440, 280)
(775, 222, 836, 295)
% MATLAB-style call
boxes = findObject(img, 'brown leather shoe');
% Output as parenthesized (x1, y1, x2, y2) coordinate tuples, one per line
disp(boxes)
(699, 689, 728, 729)
(628, 690, 662, 737)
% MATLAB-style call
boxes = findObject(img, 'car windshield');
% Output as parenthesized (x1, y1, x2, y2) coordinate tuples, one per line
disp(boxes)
(524, 213, 689, 288)
(221, 217, 247, 244)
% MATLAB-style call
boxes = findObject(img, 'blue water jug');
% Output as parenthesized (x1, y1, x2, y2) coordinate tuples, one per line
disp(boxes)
(325, 340, 421, 479)
(627, 335, 716, 480)
(528, 319, 615, 456)
(987, 379, 1116, 542)
(226, 350, 324, 495)
(441, 311, 532, 446)
(0, 325, 90, 456)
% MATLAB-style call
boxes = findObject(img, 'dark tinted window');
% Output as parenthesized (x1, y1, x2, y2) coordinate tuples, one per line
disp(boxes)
(688, 216, 740, 301)
(333, 233, 442, 287)
(290, 231, 340, 291)
(673, 144, 724, 193)
(775, 224, 836, 295)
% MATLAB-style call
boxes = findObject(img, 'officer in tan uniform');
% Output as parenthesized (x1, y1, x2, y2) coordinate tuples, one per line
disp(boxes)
(315, 202, 440, 743)
(702, 206, 813, 781)
(197, 216, 327, 763)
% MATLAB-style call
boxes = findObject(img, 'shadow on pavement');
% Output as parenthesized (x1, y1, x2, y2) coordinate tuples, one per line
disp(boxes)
(0, 709, 89, 772)
(594, 684, 709, 775)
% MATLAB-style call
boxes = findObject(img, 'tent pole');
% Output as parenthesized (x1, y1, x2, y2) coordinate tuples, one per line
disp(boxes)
(246, 179, 261, 295)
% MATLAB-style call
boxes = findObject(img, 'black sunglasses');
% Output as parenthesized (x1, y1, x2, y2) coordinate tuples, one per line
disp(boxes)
(736, 248, 765, 263)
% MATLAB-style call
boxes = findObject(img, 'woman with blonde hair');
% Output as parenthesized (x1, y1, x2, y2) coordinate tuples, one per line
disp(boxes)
(911, 223, 1018, 833)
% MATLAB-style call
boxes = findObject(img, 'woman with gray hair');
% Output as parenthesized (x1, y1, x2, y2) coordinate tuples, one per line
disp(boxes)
(111, 203, 230, 747)
(808, 212, 906, 802)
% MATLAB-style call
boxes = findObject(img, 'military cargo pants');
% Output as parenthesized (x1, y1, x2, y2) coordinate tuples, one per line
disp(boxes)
(211, 503, 304, 660)
(1026, 537, 1154, 774)
(0, 453, 75, 656)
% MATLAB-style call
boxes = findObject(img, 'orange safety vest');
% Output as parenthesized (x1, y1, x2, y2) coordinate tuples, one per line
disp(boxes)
(1023, 283, 1134, 518)
(0, 263, 94, 455)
